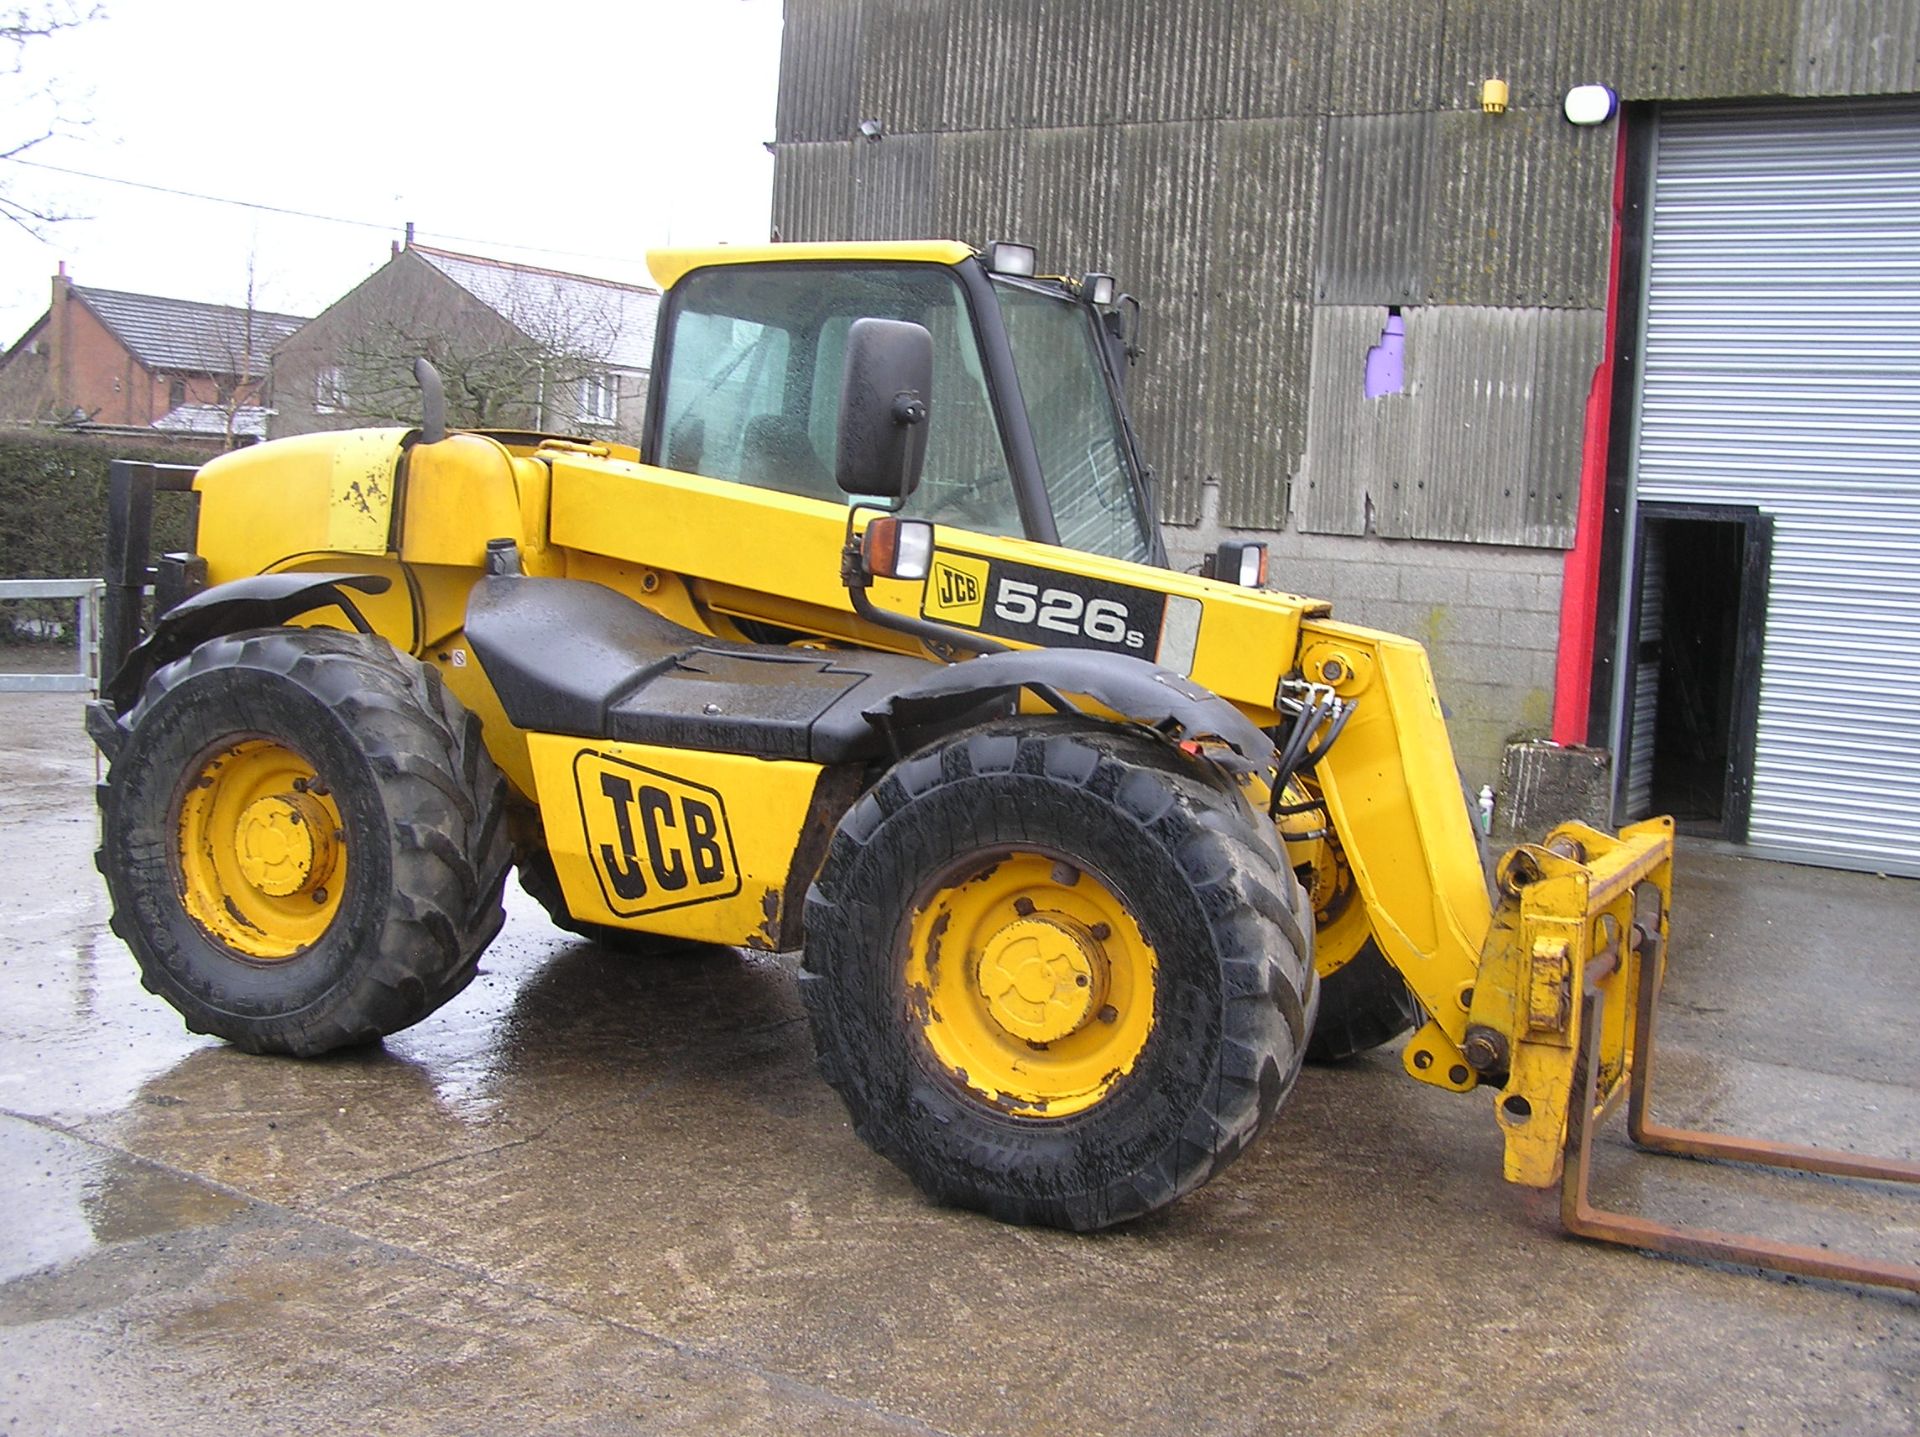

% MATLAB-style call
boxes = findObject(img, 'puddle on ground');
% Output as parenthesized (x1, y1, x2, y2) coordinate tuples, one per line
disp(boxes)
(0, 1116, 250, 1283)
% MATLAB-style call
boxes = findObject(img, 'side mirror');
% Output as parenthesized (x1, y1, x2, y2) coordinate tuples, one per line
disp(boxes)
(836, 317, 933, 501)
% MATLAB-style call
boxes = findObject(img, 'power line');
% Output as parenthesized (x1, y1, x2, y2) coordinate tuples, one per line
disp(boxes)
(0, 155, 654, 271)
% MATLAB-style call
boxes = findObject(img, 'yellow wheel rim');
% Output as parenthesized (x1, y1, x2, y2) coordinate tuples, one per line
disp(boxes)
(1278, 777, 1371, 978)
(903, 850, 1156, 1118)
(175, 737, 346, 961)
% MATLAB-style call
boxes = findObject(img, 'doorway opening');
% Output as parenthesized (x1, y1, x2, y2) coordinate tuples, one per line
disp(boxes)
(1620, 504, 1772, 838)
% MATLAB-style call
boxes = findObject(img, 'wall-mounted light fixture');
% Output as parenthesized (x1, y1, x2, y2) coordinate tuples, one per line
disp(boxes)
(858, 118, 884, 142)
(1480, 79, 1509, 114)
(1563, 84, 1618, 125)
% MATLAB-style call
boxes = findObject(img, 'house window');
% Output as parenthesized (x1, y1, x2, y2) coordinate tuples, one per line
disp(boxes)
(314, 366, 346, 414)
(580, 372, 618, 426)
(168, 378, 186, 408)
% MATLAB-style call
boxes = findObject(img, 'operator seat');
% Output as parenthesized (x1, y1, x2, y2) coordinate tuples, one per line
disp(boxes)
(739, 414, 833, 499)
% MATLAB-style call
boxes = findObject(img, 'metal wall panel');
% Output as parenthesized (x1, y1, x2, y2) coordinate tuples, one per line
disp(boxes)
(849, 131, 938, 239)
(1523, 308, 1605, 545)
(1632, 101, 1920, 874)
(930, 130, 1024, 246)
(1419, 307, 1540, 542)
(771, 142, 852, 242)
(1627, 0, 1797, 100)
(1220, 0, 1334, 119)
(942, 0, 1037, 133)
(1302, 305, 1592, 545)
(1315, 113, 1434, 304)
(1433, 0, 1564, 111)
(775, 0, 862, 144)
(1206, 117, 1323, 527)
(1794, 0, 1920, 95)
(1015, 125, 1125, 272)
(1024, 0, 1108, 129)
(1129, 287, 1211, 525)
(1298, 304, 1416, 536)
(857, 0, 949, 137)
(1110, 0, 1232, 124)
(1329, 0, 1443, 115)
(1210, 299, 1313, 529)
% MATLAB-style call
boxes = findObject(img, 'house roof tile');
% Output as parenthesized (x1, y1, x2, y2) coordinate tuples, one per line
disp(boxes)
(76, 287, 309, 378)
(411, 246, 658, 372)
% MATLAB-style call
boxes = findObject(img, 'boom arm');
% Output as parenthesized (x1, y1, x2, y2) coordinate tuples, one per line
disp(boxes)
(1303, 615, 1673, 1188)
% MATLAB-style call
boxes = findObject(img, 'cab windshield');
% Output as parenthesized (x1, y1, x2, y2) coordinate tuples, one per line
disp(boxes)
(992, 279, 1154, 564)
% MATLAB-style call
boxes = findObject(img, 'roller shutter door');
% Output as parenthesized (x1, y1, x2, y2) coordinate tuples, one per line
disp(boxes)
(1633, 101, 1920, 875)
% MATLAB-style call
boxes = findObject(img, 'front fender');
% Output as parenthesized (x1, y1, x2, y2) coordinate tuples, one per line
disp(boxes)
(99, 572, 392, 717)
(867, 648, 1274, 774)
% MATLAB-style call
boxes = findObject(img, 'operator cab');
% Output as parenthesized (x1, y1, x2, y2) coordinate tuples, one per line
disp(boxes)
(642, 241, 1163, 566)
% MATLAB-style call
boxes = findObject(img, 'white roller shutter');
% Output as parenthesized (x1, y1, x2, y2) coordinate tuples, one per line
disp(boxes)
(1633, 101, 1920, 875)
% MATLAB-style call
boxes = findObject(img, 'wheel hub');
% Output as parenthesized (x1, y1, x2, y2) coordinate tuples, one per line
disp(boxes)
(977, 915, 1101, 1043)
(234, 791, 335, 898)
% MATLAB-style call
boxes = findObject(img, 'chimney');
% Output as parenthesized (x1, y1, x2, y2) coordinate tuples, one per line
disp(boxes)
(404, 221, 415, 249)
(51, 263, 71, 413)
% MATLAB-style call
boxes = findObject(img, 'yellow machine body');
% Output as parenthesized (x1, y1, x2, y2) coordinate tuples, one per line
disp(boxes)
(177, 238, 1675, 1193)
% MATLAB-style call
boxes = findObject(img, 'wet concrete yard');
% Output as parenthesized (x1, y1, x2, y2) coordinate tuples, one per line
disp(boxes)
(2, 689, 1915, 1434)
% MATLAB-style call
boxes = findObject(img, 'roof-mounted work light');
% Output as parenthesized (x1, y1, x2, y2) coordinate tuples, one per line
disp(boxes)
(983, 241, 1037, 277)
(1081, 272, 1117, 306)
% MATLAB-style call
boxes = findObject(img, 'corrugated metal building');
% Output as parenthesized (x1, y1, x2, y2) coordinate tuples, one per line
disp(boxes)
(770, 0, 1920, 876)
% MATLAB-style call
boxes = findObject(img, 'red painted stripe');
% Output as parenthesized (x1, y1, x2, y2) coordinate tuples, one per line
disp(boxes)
(1551, 118, 1631, 744)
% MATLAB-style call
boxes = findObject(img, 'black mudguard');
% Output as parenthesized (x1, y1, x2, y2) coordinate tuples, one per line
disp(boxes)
(95, 572, 391, 737)
(868, 648, 1276, 775)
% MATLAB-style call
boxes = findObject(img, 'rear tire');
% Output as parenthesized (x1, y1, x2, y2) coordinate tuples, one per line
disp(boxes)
(100, 628, 511, 1056)
(514, 843, 664, 954)
(1304, 939, 1420, 1063)
(801, 720, 1317, 1231)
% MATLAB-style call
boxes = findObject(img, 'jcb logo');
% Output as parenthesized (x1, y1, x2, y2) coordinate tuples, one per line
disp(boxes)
(575, 752, 741, 916)
(923, 553, 990, 628)
(936, 566, 978, 608)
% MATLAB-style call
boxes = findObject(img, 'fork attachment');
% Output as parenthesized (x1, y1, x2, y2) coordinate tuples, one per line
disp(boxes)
(1561, 922, 1920, 1293)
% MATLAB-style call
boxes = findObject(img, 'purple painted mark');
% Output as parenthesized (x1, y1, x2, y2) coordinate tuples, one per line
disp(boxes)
(1364, 308, 1406, 399)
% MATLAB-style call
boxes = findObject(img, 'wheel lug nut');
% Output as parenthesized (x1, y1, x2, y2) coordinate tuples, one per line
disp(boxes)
(311, 887, 328, 904)
(1089, 922, 1111, 942)
(1013, 897, 1035, 916)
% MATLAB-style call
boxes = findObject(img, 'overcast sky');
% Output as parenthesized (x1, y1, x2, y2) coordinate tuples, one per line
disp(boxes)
(0, 0, 784, 340)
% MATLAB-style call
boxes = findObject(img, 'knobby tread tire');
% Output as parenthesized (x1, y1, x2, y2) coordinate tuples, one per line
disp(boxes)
(800, 719, 1318, 1231)
(100, 627, 511, 1056)
(1304, 938, 1421, 1064)
(513, 844, 697, 955)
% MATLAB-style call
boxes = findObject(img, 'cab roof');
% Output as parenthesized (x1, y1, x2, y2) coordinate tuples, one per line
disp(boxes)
(645, 241, 975, 292)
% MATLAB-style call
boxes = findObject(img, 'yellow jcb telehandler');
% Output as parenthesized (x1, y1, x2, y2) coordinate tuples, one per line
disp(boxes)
(87, 240, 1917, 1288)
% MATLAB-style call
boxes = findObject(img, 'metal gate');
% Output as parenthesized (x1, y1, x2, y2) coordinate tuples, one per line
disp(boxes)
(1627, 100, 1920, 876)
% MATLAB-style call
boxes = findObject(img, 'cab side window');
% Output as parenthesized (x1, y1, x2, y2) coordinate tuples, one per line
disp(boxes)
(653, 265, 1024, 537)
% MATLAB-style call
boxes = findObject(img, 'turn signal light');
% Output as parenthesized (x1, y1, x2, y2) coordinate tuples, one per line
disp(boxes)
(861, 516, 935, 581)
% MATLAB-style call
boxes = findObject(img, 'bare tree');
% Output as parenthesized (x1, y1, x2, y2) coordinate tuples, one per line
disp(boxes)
(328, 278, 631, 433)
(1, 4, 104, 237)
(207, 251, 265, 449)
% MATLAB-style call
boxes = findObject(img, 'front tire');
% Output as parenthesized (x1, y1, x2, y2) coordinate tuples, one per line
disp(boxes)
(100, 628, 511, 1056)
(801, 720, 1317, 1231)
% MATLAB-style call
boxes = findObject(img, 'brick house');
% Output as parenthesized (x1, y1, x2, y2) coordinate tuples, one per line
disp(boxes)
(0, 264, 307, 443)
(271, 241, 658, 445)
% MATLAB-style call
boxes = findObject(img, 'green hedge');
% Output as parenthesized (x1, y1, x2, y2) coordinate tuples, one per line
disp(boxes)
(0, 432, 206, 640)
